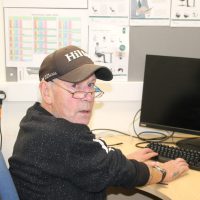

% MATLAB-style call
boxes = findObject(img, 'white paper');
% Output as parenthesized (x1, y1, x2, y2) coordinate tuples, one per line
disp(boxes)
(130, 0, 171, 26)
(89, 0, 129, 17)
(89, 23, 129, 81)
(171, 0, 200, 27)
(4, 8, 88, 80)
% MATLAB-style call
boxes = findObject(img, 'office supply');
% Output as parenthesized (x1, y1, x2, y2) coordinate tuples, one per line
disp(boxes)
(146, 142, 200, 171)
(0, 151, 20, 200)
(140, 54, 200, 152)
(103, 134, 200, 200)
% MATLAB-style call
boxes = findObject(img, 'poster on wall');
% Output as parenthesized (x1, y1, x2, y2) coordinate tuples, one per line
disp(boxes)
(89, 24, 129, 81)
(88, 0, 129, 81)
(89, 0, 129, 17)
(4, 8, 88, 81)
(171, 0, 200, 27)
(130, 0, 171, 26)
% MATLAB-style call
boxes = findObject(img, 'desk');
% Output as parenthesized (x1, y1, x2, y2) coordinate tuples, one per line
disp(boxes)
(102, 134, 200, 200)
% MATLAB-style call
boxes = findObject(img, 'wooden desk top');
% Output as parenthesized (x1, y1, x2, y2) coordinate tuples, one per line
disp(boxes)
(102, 134, 200, 200)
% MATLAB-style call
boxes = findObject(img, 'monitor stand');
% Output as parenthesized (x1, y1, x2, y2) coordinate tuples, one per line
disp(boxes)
(176, 137, 200, 151)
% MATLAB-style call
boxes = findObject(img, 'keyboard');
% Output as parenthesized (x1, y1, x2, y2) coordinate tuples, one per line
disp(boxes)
(146, 142, 200, 171)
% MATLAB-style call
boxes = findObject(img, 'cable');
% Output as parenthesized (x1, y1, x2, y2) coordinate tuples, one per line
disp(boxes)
(91, 109, 173, 145)
(91, 108, 176, 147)
(91, 109, 200, 149)
(91, 128, 137, 138)
(132, 109, 175, 143)
(132, 109, 200, 149)
(91, 128, 139, 147)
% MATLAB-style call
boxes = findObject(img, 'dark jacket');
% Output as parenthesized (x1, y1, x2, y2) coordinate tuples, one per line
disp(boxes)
(9, 102, 149, 200)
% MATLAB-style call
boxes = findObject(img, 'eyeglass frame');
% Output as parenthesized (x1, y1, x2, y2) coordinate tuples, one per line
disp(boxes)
(51, 80, 104, 99)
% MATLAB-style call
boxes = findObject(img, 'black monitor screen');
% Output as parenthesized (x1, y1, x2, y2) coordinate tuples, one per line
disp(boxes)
(140, 54, 200, 137)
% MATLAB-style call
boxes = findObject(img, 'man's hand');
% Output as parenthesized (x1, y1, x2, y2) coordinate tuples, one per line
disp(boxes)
(127, 148, 158, 162)
(158, 158, 189, 183)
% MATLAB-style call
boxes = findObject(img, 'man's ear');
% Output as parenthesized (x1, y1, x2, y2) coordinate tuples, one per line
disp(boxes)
(39, 81, 53, 104)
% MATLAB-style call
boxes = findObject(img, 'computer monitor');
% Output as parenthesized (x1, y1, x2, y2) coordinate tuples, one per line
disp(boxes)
(140, 54, 200, 151)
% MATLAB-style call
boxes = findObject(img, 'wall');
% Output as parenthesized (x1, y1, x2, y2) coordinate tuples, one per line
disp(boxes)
(129, 26, 200, 81)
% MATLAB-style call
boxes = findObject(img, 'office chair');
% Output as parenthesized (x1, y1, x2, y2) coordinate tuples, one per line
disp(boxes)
(0, 151, 20, 200)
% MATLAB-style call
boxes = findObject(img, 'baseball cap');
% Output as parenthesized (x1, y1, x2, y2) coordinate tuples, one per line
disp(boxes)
(39, 45, 113, 83)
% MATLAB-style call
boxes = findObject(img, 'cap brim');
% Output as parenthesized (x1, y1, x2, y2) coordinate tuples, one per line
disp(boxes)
(58, 64, 113, 83)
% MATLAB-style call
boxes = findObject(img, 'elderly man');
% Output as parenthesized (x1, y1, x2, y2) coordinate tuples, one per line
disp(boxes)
(9, 45, 188, 200)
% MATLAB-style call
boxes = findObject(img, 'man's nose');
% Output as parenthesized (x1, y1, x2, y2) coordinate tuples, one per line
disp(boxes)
(82, 92, 94, 101)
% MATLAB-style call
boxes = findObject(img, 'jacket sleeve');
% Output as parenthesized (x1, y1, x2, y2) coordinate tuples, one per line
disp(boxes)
(47, 124, 150, 192)
(19, 119, 150, 193)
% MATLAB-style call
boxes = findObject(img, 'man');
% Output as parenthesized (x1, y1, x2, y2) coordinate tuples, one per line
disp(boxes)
(9, 45, 189, 200)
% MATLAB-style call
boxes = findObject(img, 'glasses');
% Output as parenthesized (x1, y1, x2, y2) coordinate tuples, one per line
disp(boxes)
(51, 81, 104, 99)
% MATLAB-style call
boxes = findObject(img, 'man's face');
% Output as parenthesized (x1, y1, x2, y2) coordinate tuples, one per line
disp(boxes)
(48, 74, 96, 125)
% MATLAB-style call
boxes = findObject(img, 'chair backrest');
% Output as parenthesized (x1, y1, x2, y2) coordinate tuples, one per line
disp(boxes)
(0, 151, 20, 200)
